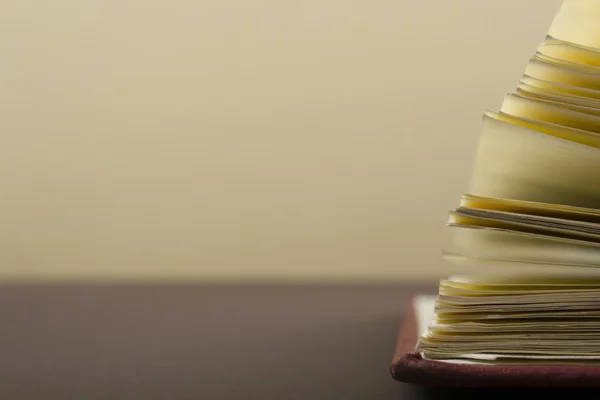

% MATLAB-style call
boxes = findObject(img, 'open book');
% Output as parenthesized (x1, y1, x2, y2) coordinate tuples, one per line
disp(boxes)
(393, 0, 600, 387)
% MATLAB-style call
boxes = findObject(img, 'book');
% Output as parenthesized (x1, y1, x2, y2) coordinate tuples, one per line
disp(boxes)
(392, 0, 600, 386)
(391, 294, 600, 388)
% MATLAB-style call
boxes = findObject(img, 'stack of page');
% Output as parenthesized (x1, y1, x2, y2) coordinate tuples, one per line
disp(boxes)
(417, 0, 600, 365)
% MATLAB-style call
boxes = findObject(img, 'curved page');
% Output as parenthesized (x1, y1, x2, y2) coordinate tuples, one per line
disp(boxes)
(467, 115, 600, 208)
(548, 0, 600, 50)
(445, 225, 600, 267)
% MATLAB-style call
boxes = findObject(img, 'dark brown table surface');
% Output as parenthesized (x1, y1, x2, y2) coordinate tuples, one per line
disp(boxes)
(0, 283, 598, 399)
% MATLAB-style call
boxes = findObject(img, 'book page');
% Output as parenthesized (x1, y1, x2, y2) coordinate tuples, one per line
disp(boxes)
(467, 114, 600, 208)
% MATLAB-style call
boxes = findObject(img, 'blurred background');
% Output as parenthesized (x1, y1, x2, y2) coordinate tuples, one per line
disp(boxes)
(0, 0, 561, 283)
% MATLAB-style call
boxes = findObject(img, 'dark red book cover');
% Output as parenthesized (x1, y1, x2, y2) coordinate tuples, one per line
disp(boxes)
(390, 295, 600, 388)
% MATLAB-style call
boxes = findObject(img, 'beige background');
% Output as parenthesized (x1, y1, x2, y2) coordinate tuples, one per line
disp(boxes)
(0, 0, 562, 282)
